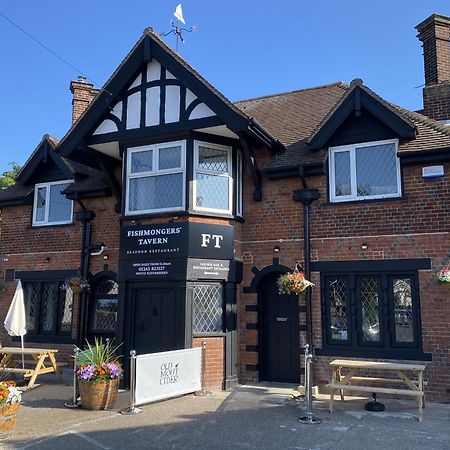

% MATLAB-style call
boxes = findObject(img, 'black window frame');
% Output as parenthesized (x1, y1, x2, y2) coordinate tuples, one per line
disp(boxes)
(317, 263, 431, 361)
(21, 280, 74, 343)
(14, 270, 77, 344)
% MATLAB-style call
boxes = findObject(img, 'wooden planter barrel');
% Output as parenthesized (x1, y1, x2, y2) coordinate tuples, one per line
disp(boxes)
(79, 379, 119, 410)
(0, 403, 19, 439)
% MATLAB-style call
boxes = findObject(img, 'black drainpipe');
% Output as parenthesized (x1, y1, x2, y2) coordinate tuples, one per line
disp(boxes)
(293, 166, 320, 348)
(74, 205, 96, 347)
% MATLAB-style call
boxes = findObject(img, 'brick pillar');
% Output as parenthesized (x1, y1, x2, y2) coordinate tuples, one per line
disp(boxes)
(416, 14, 450, 121)
(70, 76, 98, 125)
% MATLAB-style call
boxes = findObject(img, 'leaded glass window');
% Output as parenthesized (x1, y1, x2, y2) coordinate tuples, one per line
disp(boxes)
(32, 180, 73, 226)
(193, 284, 223, 334)
(89, 279, 118, 334)
(22, 279, 73, 338)
(322, 270, 421, 355)
(328, 277, 349, 341)
(392, 278, 414, 343)
(126, 141, 185, 215)
(194, 142, 232, 214)
(329, 140, 401, 202)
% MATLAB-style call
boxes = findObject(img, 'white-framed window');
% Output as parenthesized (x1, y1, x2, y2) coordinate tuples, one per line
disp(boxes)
(125, 141, 186, 215)
(193, 141, 233, 214)
(236, 150, 243, 217)
(329, 139, 401, 203)
(32, 180, 73, 226)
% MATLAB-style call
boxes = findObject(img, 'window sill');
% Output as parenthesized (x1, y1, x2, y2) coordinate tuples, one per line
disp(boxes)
(325, 194, 408, 206)
(28, 222, 75, 229)
(193, 332, 226, 338)
(315, 347, 432, 361)
(121, 209, 240, 222)
(12, 335, 75, 345)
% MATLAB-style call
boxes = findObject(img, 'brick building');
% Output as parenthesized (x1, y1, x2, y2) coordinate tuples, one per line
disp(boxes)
(0, 14, 448, 399)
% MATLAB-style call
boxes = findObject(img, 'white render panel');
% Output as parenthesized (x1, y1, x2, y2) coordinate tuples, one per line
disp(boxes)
(93, 119, 118, 135)
(111, 101, 123, 119)
(166, 70, 176, 79)
(189, 103, 215, 120)
(91, 142, 121, 160)
(186, 89, 197, 108)
(129, 74, 142, 90)
(147, 60, 161, 82)
(146, 86, 160, 126)
(126, 92, 141, 129)
(165, 86, 180, 123)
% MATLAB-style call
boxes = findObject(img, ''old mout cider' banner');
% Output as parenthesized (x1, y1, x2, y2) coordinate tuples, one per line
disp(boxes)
(120, 222, 234, 260)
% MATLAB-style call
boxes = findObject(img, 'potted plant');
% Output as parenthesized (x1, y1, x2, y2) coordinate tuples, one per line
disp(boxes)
(62, 275, 90, 294)
(0, 380, 22, 439)
(437, 268, 450, 290)
(278, 270, 314, 294)
(77, 338, 122, 410)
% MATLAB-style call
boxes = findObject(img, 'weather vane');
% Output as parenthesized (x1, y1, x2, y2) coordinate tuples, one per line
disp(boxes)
(161, 3, 196, 52)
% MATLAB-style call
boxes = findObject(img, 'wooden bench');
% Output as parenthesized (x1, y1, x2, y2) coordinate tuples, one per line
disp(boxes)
(0, 347, 63, 388)
(327, 359, 426, 422)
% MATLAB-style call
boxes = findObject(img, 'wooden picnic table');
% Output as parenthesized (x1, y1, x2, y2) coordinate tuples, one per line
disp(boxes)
(0, 347, 63, 388)
(327, 359, 426, 421)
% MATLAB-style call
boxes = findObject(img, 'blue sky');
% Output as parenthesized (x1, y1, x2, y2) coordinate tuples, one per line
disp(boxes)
(0, 0, 449, 173)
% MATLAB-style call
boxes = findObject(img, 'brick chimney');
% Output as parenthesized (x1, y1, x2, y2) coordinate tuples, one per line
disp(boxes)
(69, 76, 98, 125)
(416, 14, 450, 122)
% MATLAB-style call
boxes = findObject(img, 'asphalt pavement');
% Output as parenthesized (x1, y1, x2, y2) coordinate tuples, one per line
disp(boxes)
(2, 370, 450, 449)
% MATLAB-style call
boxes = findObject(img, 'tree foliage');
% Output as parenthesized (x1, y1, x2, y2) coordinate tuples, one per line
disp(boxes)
(0, 162, 21, 190)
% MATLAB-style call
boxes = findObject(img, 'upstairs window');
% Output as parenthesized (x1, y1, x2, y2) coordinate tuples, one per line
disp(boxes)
(193, 141, 232, 214)
(126, 141, 186, 215)
(329, 139, 401, 202)
(32, 180, 73, 226)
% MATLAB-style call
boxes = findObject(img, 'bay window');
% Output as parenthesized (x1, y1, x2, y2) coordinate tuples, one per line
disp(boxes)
(125, 139, 240, 217)
(329, 139, 401, 202)
(193, 142, 232, 214)
(126, 141, 186, 215)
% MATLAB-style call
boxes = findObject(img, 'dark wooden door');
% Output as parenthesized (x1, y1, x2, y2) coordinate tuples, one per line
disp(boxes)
(260, 274, 300, 383)
(133, 288, 184, 355)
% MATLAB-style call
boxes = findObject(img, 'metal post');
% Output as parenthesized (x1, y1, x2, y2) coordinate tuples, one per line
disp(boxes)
(201, 341, 206, 394)
(64, 346, 81, 408)
(120, 350, 142, 415)
(299, 344, 321, 424)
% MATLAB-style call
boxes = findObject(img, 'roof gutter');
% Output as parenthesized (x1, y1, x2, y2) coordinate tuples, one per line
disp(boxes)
(247, 118, 284, 152)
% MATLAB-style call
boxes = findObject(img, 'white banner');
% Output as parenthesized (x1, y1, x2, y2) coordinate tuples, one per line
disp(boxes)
(135, 348, 202, 406)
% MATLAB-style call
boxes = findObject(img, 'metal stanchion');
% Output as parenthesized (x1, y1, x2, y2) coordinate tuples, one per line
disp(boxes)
(299, 344, 322, 424)
(64, 346, 81, 408)
(120, 350, 142, 415)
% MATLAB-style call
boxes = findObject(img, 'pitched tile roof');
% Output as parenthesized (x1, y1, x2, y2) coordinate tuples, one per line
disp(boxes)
(235, 82, 450, 172)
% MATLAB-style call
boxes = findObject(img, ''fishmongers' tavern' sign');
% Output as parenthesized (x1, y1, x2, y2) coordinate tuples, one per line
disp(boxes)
(120, 222, 234, 260)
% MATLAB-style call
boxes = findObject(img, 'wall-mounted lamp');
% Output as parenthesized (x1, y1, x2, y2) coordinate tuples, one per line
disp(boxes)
(45, 257, 51, 263)
(361, 243, 368, 250)
(273, 246, 280, 253)
(90, 244, 108, 256)
(103, 254, 109, 260)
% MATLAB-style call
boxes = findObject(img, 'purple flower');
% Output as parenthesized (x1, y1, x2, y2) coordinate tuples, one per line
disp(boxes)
(106, 363, 122, 379)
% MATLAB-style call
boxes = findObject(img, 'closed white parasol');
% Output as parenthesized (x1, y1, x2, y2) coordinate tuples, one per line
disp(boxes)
(4, 280, 27, 368)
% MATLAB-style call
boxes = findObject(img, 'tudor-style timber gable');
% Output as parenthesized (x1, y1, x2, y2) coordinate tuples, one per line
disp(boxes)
(57, 28, 278, 202)
(90, 59, 219, 149)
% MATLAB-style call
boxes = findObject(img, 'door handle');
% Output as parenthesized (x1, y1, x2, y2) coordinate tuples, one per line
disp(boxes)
(276, 317, 288, 322)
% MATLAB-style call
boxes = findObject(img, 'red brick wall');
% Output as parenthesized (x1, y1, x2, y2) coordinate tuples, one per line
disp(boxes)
(239, 155, 450, 402)
(193, 337, 224, 390)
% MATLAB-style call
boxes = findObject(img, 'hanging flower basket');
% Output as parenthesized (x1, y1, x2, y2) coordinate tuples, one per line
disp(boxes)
(437, 268, 450, 290)
(277, 270, 314, 295)
(62, 276, 90, 294)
